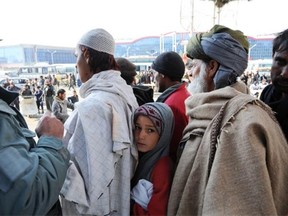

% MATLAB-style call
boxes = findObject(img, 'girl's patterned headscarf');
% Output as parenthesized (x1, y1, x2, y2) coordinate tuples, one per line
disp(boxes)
(131, 102, 174, 187)
(133, 104, 163, 135)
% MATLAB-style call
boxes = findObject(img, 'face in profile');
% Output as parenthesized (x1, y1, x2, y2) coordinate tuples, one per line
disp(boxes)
(59, 92, 66, 100)
(134, 115, 160, 153)
(271, 50, 288, 93)
(155, 71, 165, 93)
(187, 59, 209, 94)
(75, 46, 92, 83)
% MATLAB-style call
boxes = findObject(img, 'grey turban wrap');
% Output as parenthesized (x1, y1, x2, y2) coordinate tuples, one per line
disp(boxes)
(186, 25, 249, 89)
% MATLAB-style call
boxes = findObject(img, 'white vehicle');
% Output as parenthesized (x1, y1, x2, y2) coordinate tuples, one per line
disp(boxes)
(53, 63, 76, 75)
(17, 63, 57, 79)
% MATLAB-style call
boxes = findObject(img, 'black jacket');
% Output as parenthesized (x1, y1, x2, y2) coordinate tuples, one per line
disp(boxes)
(260, 84, 288, 141)
(132, 85, 154, 106)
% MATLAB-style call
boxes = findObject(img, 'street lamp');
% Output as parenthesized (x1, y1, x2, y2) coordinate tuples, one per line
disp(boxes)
(248, 44, 257, 60)
(47, 50, 57, 64)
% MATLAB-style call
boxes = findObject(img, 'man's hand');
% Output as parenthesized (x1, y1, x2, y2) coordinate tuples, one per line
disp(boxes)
(35, 111, 64, 139)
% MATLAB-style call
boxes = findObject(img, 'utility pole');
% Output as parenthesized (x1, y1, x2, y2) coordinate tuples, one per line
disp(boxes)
(190, 0, 195, 36)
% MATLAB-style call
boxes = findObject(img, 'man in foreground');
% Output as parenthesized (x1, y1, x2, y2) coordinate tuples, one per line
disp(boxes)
(0, 86, 70, 215)
(60, 28, 138, 215)
(168, 25, 288, 215)
(260, 28, 288, 141)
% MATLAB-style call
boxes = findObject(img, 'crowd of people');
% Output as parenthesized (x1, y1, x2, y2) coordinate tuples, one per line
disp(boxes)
(0, 24, 288, 216)
(1, 73, 78, 118)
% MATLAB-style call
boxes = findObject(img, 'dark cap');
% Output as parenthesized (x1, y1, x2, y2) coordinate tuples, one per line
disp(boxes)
(152, 51, 185, 80)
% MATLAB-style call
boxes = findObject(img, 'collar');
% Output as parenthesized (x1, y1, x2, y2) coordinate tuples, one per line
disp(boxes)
(0, 99, 17, 115)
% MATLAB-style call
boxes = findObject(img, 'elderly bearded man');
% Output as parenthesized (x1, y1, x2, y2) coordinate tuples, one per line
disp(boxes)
(168, 25, 288, 216)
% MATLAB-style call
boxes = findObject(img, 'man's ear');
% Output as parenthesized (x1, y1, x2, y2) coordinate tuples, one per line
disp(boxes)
(83, 49, 90, 63)
(207, 60, 219, 79)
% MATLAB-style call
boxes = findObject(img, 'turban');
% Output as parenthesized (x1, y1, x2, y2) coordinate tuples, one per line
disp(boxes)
(186, 25, 249, 89)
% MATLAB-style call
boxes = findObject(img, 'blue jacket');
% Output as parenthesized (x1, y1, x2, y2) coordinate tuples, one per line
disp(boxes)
(0, 87, 70, 215)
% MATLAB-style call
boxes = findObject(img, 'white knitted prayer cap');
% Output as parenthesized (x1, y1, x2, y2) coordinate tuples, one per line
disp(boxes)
(77, 28, 115, 55)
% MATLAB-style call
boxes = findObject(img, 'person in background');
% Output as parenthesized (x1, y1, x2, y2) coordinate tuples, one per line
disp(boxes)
(168, 25, 288, 216)
(76, 69, 82, 87)
(44, 79, 55, 111)
(31, 78, 38, 93)
(52, 88, 74, 123)
(34, 85, 44, 114)
(68, 73, 75, 90)
(151, 51, 190, 163)
(60, 28, 139, 216)
(116, 57, 154, 106)
(260, 28, 288, 141)
(21, 84, 33, 96)
(52, 74, 59, 92)
(20, 84, 37, 117)
(67, 89, 79, 104)
(0, 86, 70, 215)
(131, 102, 174, 216)
(259, 78, 268, 89)
(3, 77, 10, 89)
(249, 80, 261, 97)
(39, 75, 45, 90)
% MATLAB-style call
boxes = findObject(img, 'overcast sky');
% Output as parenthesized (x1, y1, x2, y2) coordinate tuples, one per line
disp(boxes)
(1, 0, 287, 47)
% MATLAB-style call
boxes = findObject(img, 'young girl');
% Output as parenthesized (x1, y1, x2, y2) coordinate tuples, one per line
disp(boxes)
(131, 102, 174, 215)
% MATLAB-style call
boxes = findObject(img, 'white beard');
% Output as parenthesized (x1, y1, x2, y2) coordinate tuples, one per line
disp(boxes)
(187, 62, 209, 94)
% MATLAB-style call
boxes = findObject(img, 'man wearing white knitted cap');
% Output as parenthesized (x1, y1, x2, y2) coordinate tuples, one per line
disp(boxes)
(60, 28, 139, 215)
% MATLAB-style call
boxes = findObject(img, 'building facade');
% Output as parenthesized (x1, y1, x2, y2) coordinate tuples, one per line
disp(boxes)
(0, 32, 274, 71)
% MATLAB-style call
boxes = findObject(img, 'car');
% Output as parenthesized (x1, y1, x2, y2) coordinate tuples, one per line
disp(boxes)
(0, 77, 29, 90)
